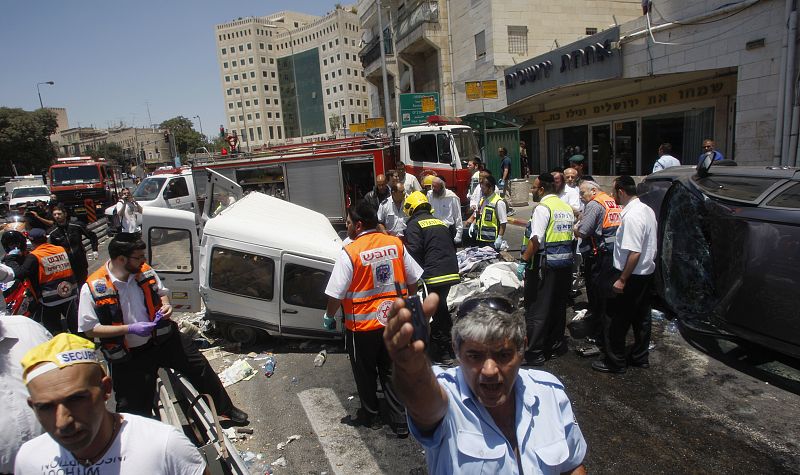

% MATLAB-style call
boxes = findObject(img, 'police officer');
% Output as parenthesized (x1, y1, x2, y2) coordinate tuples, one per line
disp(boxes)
(48, 204, 99, 288)
(574, 180, 621, 357)
(519, 173, 575, 365)
(465, 175, 507, 249)
(77, 234, 249, 424)
(402, 191, 460, 364)
(324, 201, 423, 436)
(12, 228, 79, 335)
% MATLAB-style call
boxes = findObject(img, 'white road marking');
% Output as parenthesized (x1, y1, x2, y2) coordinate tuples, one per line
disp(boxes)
(298, 387, 384, 475)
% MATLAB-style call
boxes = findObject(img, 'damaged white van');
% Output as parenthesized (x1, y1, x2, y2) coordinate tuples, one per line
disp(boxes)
(142, 170, 344, 344)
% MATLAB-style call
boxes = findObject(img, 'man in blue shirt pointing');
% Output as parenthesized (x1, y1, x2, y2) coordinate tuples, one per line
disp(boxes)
(384, 293, 587, 475)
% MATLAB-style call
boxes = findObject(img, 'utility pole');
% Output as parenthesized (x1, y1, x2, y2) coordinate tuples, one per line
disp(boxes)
(377, 0, 392, 126)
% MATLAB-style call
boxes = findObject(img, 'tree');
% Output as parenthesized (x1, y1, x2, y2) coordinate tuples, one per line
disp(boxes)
(159, 116, 205, 156)
(0, 107, 57, 176)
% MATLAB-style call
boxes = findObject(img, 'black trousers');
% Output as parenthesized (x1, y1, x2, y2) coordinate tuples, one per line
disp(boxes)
(427, 284, 453, 361)
(34, 299, 77, 335)
(345, 328, 406, 424)
(585, 250, 615, 342)
(523, 261, 572, 359)
(602, 273, 653, 368)
(110, 322, 233, 417)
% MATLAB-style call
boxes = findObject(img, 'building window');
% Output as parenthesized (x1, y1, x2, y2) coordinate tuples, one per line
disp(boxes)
(277, 126, 282, 139)
(271, 71, 276, 78)
(245, 100, 250, 106)
(224, 62, 229, 68)
(227, 89, 232, 96)
(228, 103, 234, 109)
(268, 44, 273, 50)
(259, 42, 264, 49)
(225, 76, 230, 82)
(586, 27, 598, 35)
(247, 114, 252, 120)
(327, 103, 332, 110)
(276, 112, 280, 118)
(232, 60, 237, 66)
(221, 48, 227, 54)
(249, 57, 254, 64)
(273, 85, 277, 91)
(250, 71, 255, 78)
(257, 127, 263, 140)
(244, 86, 249, 93)
(508, 26, 528, 55)
(238, 45, 244, 52)
(254, 99, 259, 105)
(230, 116, 236, 122)
(263, 71, 268, 77)
(255, 112, 260, 119)
(270, 58, 274, 64)
(268, 112, 272, 118)
(475, 31, 486, 59)
(269, 126, 275, 139)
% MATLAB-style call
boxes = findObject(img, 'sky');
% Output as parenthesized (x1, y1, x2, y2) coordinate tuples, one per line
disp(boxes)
(0, 1, 340, 136)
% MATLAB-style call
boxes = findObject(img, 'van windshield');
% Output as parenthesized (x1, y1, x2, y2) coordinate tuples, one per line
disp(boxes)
(12, 186, 50, 198)
(51, 166, 101, 185)
(134, 177, 167, 201)
(452, 128, 480, 163)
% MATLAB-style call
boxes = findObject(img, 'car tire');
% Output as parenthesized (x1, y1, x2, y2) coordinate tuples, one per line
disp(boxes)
(223, 323, 260, 346)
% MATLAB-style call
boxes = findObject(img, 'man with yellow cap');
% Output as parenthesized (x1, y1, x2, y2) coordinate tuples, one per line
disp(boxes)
(15, 333, 208, 474)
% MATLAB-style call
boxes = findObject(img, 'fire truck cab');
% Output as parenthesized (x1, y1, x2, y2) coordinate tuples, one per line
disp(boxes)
(398, 116, 481, 203)
(49, 157, 123, 220)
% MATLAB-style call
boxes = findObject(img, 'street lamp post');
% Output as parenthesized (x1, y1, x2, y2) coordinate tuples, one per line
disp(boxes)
(36, 81, 55, 109)
(266, 23, 304, 143)
(193, 115, 204, 138)
(228, 88, 250, 152)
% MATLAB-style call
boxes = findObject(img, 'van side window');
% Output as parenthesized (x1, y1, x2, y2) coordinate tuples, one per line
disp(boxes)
(766, 182, 800, 209)
(165, 177, 190, 199)
(148, 228, 193, 273)
(210, 247, 274, 300)
(282, 263, 330, 310)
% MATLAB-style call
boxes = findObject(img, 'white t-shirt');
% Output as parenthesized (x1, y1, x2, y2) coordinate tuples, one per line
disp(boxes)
(377, 199, 407, 237)
(613, 197, 658, 275)
(652, 154, 681, 173)
(559, 185, 581, 212)
(78, 263, 169, 348)
(114, 200, 140, 233)
(402, 174, 422, 195)
(325, 230, 424, 300)
(14, 413, 205, 475)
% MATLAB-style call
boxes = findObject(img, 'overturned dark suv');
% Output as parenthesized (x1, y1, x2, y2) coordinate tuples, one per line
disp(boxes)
(638, 159, 800, 359)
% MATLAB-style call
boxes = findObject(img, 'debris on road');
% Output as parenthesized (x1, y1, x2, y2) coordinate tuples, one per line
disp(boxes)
(218, 359, 257, 387)
(276, 434, 301, 450)
(237, 427, 255, 434)
(314, 350, 327, 367)
(262, 355, 276, 377)
(572, 309, 588, 322)
(271, 456, 287, 467)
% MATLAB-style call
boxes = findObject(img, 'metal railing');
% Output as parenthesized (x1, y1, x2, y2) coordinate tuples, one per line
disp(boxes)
(396, 0, 439, 42)
(359, 29, 393, 69)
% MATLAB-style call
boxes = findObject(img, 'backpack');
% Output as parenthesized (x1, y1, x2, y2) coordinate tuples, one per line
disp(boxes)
(111, 201, 123, 233)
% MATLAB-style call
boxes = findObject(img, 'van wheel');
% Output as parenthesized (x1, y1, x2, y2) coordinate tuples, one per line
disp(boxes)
(223, 323, 260, 346)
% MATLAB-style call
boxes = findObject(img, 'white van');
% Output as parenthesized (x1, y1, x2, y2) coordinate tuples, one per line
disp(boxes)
(141, 170, 344, 344)
(105, 169, 197, 221)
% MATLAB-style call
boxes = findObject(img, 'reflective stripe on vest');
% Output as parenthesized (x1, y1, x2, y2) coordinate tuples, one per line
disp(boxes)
(477, 193, 501, 242)
(31, 243, 77, 306)
(342, 232, 408, 331)
(541, 195, 575, 268)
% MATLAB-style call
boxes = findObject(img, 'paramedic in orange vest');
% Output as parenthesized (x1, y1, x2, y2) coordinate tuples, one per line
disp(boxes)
(573, 180, 621, 357)
(324, 201, 424, 437)
(16, 228, 79, 335)
(77, 234, 249, 425)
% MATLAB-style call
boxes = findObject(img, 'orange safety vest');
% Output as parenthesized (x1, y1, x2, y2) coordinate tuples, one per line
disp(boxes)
(591, 191, 621, 251)
(342, 232, 408, 332)
(87, 263, 163, 359)
(30, 243, 77, 306)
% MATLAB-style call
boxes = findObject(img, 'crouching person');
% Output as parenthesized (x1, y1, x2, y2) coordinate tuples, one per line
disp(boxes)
(384, 293, 587, 474)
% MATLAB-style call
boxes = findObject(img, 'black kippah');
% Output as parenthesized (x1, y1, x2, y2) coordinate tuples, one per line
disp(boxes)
(537, 173, 555, 184)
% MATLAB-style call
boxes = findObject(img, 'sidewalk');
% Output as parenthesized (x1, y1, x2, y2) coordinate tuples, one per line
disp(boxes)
(507, 196, 536, 227)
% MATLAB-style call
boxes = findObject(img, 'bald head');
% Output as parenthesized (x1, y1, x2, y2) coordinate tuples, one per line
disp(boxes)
(375, 174, 387, 188)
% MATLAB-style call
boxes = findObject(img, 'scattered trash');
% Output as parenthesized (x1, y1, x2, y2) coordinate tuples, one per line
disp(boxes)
(247, 351, 258, 358)
(262, 355, 276, 377)
(347, 396, 354, 401)
(291, 376, 298, 384)
(571, 309, 588, 322)
(223, 427, 239, 440)
(314, 350, 327, 367)
(237, 427, 254, 434)
(651, 309, 665, 321)
(251, 352, 274, 361)
(241, 451, 257, 462)
(648, 342, 656, 351)
(276, 434, 301, 450)
(666, 320, 678, 333)
(218, 359, 257, 387)
(271, 456, 287, 467)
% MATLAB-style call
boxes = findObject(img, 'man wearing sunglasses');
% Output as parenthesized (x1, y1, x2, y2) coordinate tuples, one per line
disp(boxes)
(520, 173, 575, 366)
(384, 294, 587, 474)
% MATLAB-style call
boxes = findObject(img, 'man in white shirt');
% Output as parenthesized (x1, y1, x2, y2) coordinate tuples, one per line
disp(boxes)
(396, 164, 422, 195)
(16, 333, 208, 475)
(553, 170, 581, 213)
(377, 182, 407, 237)
(592, 175, 657, 374)
(113, 188, 142, 234)
(651, 143, 681, 173)
(426, 177, 463, 244)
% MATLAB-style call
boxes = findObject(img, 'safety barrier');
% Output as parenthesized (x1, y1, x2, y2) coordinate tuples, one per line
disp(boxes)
(82, 217, 109, 253)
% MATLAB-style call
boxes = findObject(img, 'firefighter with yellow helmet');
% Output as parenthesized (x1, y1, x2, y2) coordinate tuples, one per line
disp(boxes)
(403, 191, 460, 365)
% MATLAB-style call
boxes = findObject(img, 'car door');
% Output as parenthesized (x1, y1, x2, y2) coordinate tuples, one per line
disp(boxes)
(142, 207, 201, 312)
(202, 169, 243, 221)
(279, 253, 342, 338)
(163, 176, 194, 212)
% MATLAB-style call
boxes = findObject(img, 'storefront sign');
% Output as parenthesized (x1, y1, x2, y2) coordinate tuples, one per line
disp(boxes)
(530, 76, 736, 125)
(504, 27, 621, 105)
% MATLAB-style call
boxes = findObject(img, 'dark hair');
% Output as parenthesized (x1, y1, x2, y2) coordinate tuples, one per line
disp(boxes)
(483, 174, 497, 189)
(498, 147, 507, 156)
(348, 201, 379, 229)
(614, 175, 638, 196)
(537, 173, 557, 195)
(52, 204, 68, 215)
(659, 143, 673, 154)
(551, 167, 565, 173)
(470, 157, 481, 166)
(108, 235, 147, 259)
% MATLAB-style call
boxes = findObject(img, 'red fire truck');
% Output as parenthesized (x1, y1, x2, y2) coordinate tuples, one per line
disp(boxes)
(48, 157, 123, 220)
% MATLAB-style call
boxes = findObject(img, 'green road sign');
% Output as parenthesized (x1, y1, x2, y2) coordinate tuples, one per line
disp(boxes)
(399, 92, 440, 128)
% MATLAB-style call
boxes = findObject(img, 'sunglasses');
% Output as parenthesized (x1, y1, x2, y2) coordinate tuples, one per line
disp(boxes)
(456, 296, 514, 320)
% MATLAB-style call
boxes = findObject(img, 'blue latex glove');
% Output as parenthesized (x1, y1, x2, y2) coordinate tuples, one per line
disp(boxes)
(154, 310, 164, 323)
(516, 262, 526, 280)
(498, 179, 506, 188)
(128, 321, 157, 336)
(323, 313, 336, 330)
(494, 236, 503, 250)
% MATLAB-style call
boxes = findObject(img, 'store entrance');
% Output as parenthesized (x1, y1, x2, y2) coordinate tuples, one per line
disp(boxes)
(590, 124, 613, 176)
(614, 120, 638, 175)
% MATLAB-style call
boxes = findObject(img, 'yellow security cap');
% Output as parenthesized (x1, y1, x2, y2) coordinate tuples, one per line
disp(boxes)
(21, 333, 101, 384)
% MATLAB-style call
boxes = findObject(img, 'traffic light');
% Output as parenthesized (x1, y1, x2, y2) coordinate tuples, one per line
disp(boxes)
(219, 125, 226, 138)
(163, 131, 170, 144)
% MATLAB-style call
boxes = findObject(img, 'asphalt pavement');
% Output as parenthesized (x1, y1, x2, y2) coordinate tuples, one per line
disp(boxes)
(86, 211, 800, 474)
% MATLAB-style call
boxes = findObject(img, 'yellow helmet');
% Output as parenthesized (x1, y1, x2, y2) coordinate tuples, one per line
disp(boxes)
(422, 174, 435, 188)
(403, 191, 429, 217)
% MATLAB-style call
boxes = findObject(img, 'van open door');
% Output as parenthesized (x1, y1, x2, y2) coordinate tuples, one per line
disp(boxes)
(202, 169, 243, 221)
(143, 207, 201, 312)
(279, 253, 343, 338)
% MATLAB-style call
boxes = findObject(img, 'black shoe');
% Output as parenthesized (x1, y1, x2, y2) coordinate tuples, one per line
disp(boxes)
(221, 406, 249, 424)
(591, 360, 626, 374)
(394, 422, 409, 438)
(629, 360, 650, 368)
(525, 354, 546, 366)
(356, 409, 383, 430)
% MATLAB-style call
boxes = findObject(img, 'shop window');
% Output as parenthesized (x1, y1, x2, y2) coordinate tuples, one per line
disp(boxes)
(508, 26, 528, 55)
(475, 31, 486, 59)
(283, 263, 331, 310)
(210, 248, 274, 300)
(586, 27, 598, 35)
(547, 125, 587, 171)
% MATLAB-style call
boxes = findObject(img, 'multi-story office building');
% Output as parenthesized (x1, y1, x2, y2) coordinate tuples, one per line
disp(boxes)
(358, 0, 642, 119)
(57, 126, 170, 168)
(214, 6, 370, 148)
